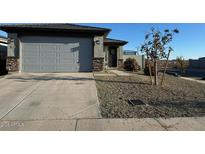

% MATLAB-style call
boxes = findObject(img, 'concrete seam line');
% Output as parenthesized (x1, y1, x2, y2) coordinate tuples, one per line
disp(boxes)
(0, 82, 42, 120)
(93, 80, 102, 118)
(75, 119, 79, 131)
(108, 70, 119, 76)
(0, 119, 78, 122)
(153, 118, 169, 131)
(96, 99, 102, 118)
(70, 103, 98, 119)
(0, 117, 103, 121)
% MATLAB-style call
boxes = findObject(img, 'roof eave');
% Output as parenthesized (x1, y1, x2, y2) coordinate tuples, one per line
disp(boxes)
(0, 27, 110, 36)
(104, 41, 128, 46)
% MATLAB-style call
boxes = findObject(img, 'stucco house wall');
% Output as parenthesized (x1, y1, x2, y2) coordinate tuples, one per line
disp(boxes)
(7, 33, 19, 58)
(6, 33, 19, 71)
(92, 36, 104, 71)
(123, 54, 145, 69)
(93, 36, 104, 58)
(117, 46, 123, 59)
(104, 45, 109, 69)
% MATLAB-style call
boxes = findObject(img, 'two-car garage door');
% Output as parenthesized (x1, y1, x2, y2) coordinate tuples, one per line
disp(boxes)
(20, 36, 93, 72)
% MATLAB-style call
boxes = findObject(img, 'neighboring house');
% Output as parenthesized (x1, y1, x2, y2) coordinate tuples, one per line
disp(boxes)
(189, 57, 205, 69)
(123, 50, 138, 55)
(0, 24, 127, 73)
(123, 50, 145, 69)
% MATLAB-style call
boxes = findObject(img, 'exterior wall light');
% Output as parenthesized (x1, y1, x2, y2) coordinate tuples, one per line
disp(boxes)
(95, 40, 100, 45)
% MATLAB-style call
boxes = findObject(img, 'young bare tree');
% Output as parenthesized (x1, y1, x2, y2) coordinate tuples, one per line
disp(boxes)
(140, 28, 179, 85)
(176, 56, 186, 74)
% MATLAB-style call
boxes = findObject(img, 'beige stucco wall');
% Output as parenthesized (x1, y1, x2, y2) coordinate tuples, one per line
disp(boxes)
(93, 36, 104, 58)
(123, 55, 145, 69)
(117, 46, 123, 59)
(104, 45, 109, 67)
(7, 33, 19, 58)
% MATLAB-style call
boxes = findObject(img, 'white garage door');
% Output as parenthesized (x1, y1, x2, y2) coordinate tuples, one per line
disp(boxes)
(20, 36, 92, 73)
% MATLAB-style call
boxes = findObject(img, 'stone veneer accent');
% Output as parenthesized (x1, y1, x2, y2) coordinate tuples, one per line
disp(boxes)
(117, 59, 124, 70)
(7, 57, 19, 72)
(93, 57, 104, 71)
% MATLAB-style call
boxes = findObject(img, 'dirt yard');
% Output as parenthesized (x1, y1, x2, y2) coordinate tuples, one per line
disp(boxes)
(95, 74, 205, 118)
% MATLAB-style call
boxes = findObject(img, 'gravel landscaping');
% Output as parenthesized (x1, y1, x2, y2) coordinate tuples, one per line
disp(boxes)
(95, 74, 205, 118)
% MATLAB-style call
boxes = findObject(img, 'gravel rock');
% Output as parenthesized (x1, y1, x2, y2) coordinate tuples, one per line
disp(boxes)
(95, 75, 205, 118)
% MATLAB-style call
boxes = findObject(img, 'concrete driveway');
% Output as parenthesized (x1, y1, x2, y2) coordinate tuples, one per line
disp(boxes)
(0, 73, 100, 129)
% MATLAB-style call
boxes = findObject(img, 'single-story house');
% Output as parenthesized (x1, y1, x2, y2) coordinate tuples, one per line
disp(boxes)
(189, 57, 205, 69)
(0, 24, 127, 73)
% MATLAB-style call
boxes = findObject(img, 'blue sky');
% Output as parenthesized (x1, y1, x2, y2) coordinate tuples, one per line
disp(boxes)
(1, 23, 205, 60)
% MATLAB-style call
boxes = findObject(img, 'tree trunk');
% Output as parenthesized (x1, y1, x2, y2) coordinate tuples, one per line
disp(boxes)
(148, 60, 153, 85)
(154, 60, 158, 85)
(161, 50, 171, 86)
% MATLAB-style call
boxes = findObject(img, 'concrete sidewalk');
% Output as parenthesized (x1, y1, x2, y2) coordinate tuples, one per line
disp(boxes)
(181, 77, 205, 84)
(1, 117, 205, 131)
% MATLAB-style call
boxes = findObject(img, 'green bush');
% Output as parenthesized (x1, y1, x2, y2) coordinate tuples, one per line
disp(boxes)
(123, 58, 140, 72)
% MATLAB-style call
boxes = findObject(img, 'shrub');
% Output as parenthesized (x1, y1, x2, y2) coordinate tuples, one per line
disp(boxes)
(123, 58, 140, 72)
(176, 56, 188, 74)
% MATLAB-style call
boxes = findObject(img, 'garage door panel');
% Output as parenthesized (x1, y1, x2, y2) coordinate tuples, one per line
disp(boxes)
(23, 53, 40, 57)
(21, 36, 92, 72)
(41, 52, 56, 57)
(58, 61, 76, 65)
(22, 58, 40, 64)
(22, 49, 40, 57)
(40, 45, 56, 51)
(40, 66, 57, 72)
(23, 44, 39, 51)
(41, 59, 56, 65)
(22, 65, 40, 72)
(59, 54, 77, 58)
(56, 66, 79, 72)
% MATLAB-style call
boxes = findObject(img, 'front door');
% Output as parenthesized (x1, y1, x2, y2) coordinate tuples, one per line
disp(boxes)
(108, 47, 117, 67)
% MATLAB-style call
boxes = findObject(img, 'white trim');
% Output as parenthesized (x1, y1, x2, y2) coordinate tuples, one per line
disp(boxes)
(0, 43, 7, 47)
